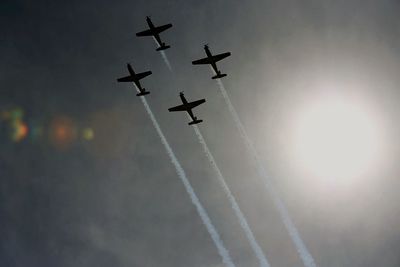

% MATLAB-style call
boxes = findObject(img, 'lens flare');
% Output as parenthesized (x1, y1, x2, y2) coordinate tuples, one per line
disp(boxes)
(82, 127, 94, 141)
(49, 116, 77, 149)
(11, 120, 29, 142)
(2, 107, 29, 142)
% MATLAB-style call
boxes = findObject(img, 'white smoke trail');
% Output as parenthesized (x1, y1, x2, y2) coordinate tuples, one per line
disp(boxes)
(152, 37, 172, 71)
(159, 50, 270, 266)
(160, 50, 172, 71)
(136, 90, 235, 267)
(215, 79, 318, 267)
(192, 123, 271, 267)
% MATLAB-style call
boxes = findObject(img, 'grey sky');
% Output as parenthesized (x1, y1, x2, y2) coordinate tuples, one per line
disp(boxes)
(1, 0, 400, 266)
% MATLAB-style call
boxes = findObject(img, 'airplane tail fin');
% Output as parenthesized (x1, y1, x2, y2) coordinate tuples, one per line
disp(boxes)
(136, 90, 150, 96)
(212, 73, 227, 79)
(189, 119, 203, 125)
(156, 44, 171, 51)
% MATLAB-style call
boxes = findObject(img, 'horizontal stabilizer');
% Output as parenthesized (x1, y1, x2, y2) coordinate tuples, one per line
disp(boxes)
(136, 90, 150, 97)
(189, 119, 203, 125)
(156, 45, 170, 51)
(212, 73, 227, 79)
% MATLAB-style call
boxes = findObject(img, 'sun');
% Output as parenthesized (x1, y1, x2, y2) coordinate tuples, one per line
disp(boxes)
(291, 93, 384, 183)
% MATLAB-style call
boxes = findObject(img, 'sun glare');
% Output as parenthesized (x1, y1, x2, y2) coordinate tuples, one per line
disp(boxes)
(291, 93, 384, 184)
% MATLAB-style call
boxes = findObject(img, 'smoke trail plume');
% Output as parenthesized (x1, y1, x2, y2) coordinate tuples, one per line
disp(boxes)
(152, 37, 172, 71)
(192, 124, 271, 267)
(159, 51, 270, 266)
(215, 79, 318, 267)
(136, 89, 235, 267)
(160, 50, 172, 71)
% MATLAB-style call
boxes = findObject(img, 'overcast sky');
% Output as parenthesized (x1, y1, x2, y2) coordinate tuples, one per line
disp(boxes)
(1, 0, 400, 266)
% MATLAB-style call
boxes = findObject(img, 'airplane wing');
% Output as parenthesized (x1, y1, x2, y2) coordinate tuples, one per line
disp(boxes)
(136, 24, 172, 37)
(136, 29, 154, 37)
(117, 75, 134, 82)
(153, 24, 172, 34)
(192, 57, 213, 65)
(192, 52, 231, 65)
(188, 99, 206, 109)
(210, 52, 231, 62)
(135, 71, 152, 80)
(168, 104, 188, 112)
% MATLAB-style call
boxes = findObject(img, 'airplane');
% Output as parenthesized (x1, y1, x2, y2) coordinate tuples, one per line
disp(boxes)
(117, 63, 152, 96)
(168, 92, 206, 125)
(192, 44, 231, 79)
(136, 16, 172, 51)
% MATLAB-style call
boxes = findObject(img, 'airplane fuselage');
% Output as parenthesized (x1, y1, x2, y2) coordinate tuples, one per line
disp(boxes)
(146, 17, 163, 47)
(127, 64, 141, 89)
(125, 64, 148, 95)
(204, 45, 220, 75)
(146, 17, 155, 30)
(127, 64, 136, 77)
(205, 45, 212, 57)
(180, 93, 188, 104)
